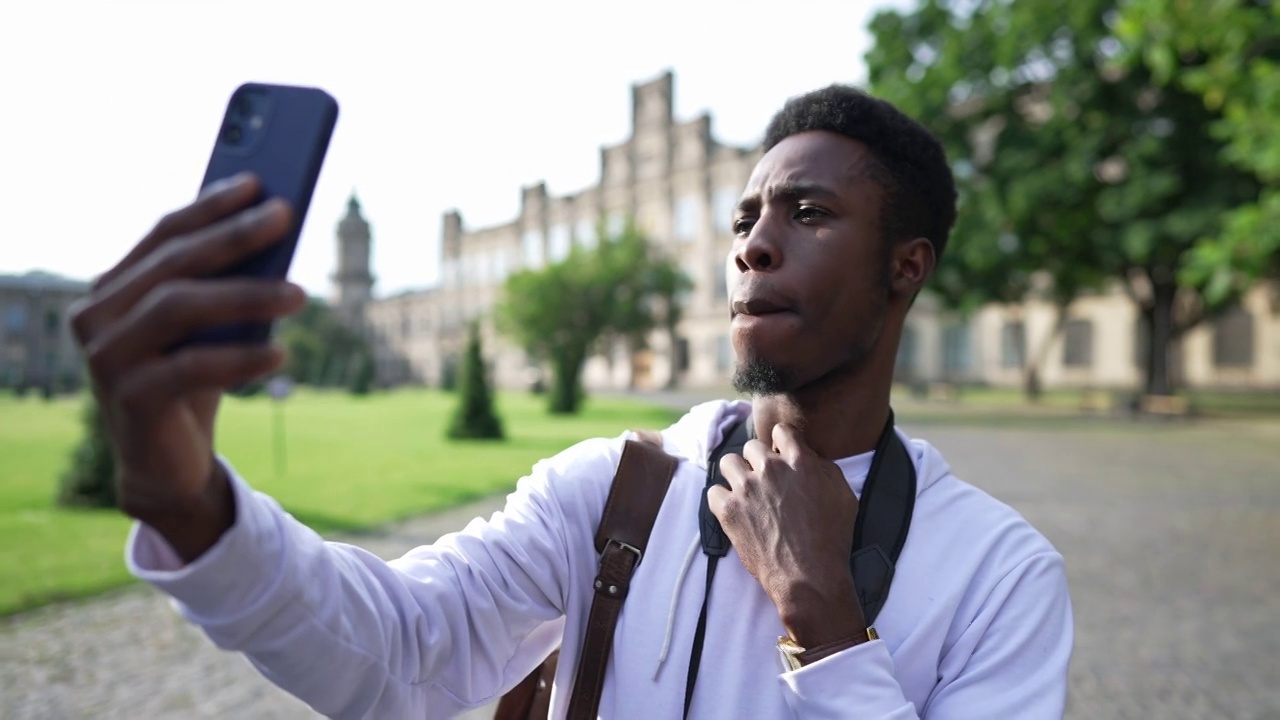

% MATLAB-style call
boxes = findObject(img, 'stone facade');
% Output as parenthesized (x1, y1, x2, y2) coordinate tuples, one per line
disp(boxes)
(338, 71, 1280, 395)
(0, 271, 90, 392)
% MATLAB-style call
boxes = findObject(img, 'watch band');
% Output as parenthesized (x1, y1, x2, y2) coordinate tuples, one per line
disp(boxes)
(777, 627, 880, 671)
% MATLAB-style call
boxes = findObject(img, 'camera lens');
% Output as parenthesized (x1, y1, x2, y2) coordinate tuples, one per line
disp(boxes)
(222, 123, 244, 144)
(232, 94, 253, 117)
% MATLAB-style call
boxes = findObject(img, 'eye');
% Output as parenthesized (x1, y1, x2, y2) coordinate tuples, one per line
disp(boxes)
(794, 205, 827, 223)
(732, 217, 755, 236)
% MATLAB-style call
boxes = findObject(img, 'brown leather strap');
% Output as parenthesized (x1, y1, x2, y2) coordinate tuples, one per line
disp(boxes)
(565, 433, 678, 720)
(493, 649, 557, 720)
(592, 433, 675, 555)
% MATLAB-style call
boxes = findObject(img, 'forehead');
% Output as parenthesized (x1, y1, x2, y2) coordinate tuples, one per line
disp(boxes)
(743, 130, 879, 196)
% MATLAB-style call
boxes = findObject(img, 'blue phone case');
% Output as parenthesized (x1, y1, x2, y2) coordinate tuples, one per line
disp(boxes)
(179, 82, 338, 349)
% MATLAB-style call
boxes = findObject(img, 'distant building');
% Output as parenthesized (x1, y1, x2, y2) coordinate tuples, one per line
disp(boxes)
(0, 271, 90, 392)
(334, 70, 1280, 395)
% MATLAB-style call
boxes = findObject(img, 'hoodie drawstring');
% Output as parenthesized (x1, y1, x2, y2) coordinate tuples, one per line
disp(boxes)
(653, 533, 702, 680)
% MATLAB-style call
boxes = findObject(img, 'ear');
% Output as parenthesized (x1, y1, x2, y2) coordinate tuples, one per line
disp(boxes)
(890, 237, 935, 301)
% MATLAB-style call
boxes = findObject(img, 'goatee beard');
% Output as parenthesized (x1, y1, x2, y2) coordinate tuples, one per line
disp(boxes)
(732, 358, 795, 396)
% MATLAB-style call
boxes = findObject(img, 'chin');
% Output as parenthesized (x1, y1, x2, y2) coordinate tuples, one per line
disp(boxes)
(731, 354, 798, 396)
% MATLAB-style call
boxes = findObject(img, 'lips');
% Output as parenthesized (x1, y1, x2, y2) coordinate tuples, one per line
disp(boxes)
(730, 295, 793, 317)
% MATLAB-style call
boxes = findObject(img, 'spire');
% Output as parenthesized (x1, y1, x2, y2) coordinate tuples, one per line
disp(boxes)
(347, 191, 362, 215)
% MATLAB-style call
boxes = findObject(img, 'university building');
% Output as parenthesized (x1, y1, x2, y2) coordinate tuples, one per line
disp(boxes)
(328, 71, 1279, 395)
(0, 271, 91, 392)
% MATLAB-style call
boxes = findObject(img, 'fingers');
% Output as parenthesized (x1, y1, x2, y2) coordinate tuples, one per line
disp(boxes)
(111, 343, 286, 418)
(771, 423, 806, 463)
(719, 453, 751, 489)
(85, 278, 306, 383)
(84, 199, 292, 333)
(72, 198, 294, 344)
(742, 438, 772, 471)
(94, 173, 262, 292)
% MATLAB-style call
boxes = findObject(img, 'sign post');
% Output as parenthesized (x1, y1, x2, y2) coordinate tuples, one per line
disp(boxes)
(266, 375, 294, 480)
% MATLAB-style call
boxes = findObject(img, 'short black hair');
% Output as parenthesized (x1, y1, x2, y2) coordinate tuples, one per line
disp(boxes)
(763, 85, 957, 263)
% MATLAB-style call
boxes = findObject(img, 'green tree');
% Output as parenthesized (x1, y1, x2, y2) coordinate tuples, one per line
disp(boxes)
(497, 219, 689, 414)
(447, 322, 505, 440)
(1114, 0, 1280, 300)
(348, 350, 375, 396)
(499, 246, 616, 414)
(277, 299, 372, 388)
(866, 0, 1260, 398)
(56, 396, 116, 509)
(594, 221, 694, 390)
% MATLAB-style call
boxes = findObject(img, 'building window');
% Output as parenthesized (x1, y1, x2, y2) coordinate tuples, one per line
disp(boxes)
(674, 336, 690, 372)
(44, 310, 59, 336)
(716, 335, 733, 373)
(575, 218, 597, 249)
(1213, 306, 1254, 368)
(491, 245, 506, 280)
(521, 229, 544, 269)
(674, 197, 701, 243)
(1000, 321, 1026, 369)
(548, 224, 572, 263)
(4, 304, 26, 334)
(943, 323, 971, 375)
(605, 212, 626, 240)
(713, 188, 739, 233)
(714, 259, 729, 299)
(1062, 319, 1093, 368)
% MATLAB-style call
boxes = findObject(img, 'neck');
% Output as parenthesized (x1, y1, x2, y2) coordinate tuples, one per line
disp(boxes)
(749, 362, 893, 461)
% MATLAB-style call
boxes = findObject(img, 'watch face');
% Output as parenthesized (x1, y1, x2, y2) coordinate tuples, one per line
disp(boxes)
(777, 636, 805, 672)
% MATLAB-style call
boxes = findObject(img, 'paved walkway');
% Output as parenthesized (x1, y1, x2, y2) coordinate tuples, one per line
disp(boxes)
(3, 399, 1278, 718)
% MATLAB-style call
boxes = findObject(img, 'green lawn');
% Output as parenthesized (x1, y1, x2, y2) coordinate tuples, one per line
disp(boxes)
(0, 389, 680, 617)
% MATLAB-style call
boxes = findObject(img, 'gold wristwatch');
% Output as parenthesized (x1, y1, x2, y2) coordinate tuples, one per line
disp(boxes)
(777, 627, 880, 671)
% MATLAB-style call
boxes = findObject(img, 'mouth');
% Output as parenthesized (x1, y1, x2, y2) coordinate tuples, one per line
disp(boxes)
(731, 297, 793, 317)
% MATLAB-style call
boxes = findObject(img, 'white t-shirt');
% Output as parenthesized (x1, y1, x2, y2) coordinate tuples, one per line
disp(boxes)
(128, 399, 1073, 719)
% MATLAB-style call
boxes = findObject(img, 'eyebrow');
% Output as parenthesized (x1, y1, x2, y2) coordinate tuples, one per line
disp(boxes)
(736, 181, 841, 214)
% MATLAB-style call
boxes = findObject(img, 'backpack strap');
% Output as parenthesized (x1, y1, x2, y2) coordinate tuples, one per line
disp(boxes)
(565, 431, 678, 720)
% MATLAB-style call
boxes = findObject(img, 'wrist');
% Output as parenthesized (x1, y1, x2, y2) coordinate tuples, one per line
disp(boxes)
(134, 461, 237, 564)
(776, 573, 866, 648)
(778, 626, 879, 670)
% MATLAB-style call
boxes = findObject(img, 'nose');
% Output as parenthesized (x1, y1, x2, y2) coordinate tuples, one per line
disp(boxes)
(733, 218, 782, 274)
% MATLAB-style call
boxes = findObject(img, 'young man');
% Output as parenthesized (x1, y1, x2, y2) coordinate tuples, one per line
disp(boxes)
(72, 86, 1072, 718)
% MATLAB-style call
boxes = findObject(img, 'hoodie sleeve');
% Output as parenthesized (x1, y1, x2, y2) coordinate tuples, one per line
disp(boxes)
(126, 438, 621, 720)
(777, 551, 1073, 718)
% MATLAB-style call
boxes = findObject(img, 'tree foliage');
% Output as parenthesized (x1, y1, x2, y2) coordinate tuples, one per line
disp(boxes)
(865, 0, 1263, 397)
(447, 322, 505, 440)
(1113, 0, 1280, 299)
(497, 220, 690, 414)
(56, 395, 116, 509)
(277, 299, 374, 390)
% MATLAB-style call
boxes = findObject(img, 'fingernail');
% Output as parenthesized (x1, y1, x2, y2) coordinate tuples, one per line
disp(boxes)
(205, 172, 251, 196)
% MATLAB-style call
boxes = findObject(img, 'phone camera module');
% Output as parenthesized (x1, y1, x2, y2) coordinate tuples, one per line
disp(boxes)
(222, 123, 244, 145)
(232, 93, 254, 118)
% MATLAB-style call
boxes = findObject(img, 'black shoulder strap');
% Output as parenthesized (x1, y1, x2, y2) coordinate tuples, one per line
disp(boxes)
(850, 409, 917, 625)
(696, 409, 916, 622)
(698, 419, 752, 558)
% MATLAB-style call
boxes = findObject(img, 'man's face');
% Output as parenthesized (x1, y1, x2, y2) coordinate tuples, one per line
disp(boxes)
(727, 130, 894, 395)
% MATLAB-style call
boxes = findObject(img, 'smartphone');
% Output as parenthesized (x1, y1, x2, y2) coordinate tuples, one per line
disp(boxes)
(178, 82, 339, 349)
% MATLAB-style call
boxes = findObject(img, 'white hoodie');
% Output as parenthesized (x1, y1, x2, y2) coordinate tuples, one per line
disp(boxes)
(127, 399, 1073, 719)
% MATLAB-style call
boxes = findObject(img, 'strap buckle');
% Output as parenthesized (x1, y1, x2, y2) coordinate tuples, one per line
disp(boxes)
(602, 538, 643, 570)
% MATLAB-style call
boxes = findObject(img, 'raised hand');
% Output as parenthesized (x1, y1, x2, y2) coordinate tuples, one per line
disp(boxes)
(706, 422, 868, 649)
(69, 172, 306, 562)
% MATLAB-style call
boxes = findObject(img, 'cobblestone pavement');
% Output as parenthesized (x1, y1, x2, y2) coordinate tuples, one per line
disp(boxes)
(3, 409, 1278, 719)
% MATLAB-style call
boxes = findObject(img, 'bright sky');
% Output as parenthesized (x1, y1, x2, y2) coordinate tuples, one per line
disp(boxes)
(2, 0, 911, 298)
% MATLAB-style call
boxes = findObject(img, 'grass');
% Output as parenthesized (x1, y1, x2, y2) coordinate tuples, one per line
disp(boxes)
(0, 389, 680, 617)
